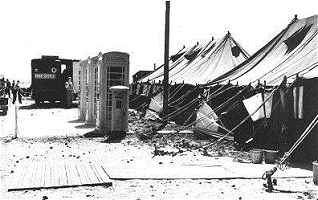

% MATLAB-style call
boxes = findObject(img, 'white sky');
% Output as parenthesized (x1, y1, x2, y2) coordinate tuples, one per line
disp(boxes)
(0, 0, 317, 84)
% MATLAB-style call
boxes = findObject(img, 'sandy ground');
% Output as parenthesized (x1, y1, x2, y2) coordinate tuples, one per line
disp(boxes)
(0, 100, 317, 199)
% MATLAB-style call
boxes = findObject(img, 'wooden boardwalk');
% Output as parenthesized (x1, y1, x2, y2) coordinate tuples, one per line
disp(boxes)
(8, 161, 112, 191)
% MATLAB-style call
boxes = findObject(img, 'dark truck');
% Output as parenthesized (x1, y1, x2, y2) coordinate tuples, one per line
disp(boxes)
(31, 56, 77, 105)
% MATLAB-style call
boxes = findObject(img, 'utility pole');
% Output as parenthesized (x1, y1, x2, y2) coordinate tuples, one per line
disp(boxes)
(163, 1, 170, 121)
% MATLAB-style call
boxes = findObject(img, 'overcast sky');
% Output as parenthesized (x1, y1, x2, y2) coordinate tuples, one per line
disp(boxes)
(0, 0, 317, 83)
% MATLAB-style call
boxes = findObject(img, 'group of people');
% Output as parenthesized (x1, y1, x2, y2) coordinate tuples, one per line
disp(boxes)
(2, 79, 23, 104)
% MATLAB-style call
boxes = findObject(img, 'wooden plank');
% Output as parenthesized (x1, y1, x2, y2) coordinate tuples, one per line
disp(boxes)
(8, 161, 113, 191)
(58, 162, 67, 186)
(33, 162, 44, 188)
(51, 161, 59, 187)
(68, 162, 81, 186)
(17, 162, 28, 189)
(55, 161, 61, 186)
(26, 162, 36, 188)
(83, 162, 99, 183)
(44, 162, 53, 187)
(74, 163, 85, 185)
(40, 162, 46, 187)
(20, 162, 35, 189)
(50, 161, 55, 187)
(48, 161, 54, 187)
(80, 162, 93, 184)
(66, 162, 75, 185)
(100, 165, 111, 180)
(63, 163, 71, 185)
(89, 163, 103, 183)
(43, 162, 49, 187)
(9, 162, 27, 190)
(29, 161, 40, 188)
(75, 162, 91, 185)
(94, 164, 112, 183)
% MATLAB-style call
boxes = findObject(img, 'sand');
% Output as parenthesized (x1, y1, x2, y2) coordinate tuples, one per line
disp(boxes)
(0, 100, 317, 199)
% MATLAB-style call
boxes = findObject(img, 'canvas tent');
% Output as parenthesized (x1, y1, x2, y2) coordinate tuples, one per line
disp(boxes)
(140, 32, 249, 85)
(208, 15, 317, 86)
(137, 32, 249, 124)
(198, 15, 318, 163)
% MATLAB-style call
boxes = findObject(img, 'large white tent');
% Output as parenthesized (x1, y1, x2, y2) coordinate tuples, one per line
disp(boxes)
(140, 32, 249, 85)
(208, 15, 317, 86)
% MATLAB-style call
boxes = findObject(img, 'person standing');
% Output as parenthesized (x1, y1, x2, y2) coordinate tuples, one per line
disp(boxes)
(0, 77, 5, 97)
(12, 80, 23, 104)
(5, 79, 11, 98)
(11, 80, 15, 95)
(65, 77, 74, 108)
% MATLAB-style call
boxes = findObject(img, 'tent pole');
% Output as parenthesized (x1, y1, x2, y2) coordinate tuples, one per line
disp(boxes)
(163, 1, 170, 121)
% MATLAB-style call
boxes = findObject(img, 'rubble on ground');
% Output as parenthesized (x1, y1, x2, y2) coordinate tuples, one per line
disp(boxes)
(128, 110, 250, 161)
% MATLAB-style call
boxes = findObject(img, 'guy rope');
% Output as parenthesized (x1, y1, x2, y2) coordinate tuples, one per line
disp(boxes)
(261, 114, 318, 192)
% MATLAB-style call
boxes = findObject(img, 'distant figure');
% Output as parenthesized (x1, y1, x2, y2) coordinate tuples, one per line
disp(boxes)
(0, 77, 5, 97)
(12, 80, 23, 104)
(65, 77, 74, 108)
(0, 77, 4, 88)
(11, 80, 15, 95)
(5, 79, 11, 98)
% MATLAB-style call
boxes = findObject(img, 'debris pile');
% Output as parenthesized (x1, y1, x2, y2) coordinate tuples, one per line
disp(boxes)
(128, 110, 251, 161)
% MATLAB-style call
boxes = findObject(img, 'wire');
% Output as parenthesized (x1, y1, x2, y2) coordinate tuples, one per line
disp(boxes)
(277, 114, 318, 170)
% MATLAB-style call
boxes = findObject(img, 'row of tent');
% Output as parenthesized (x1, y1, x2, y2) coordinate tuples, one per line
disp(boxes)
(140, 31, 249, 85)
(130, 15, 318, 163)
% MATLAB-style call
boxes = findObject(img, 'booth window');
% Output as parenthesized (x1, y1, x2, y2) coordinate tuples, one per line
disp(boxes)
(116, 100, 122, 109)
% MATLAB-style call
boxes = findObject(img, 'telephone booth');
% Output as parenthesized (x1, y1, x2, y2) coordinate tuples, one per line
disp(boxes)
(110, 86, 129, 139)
(72, 61, 80, 96)
(85, 57, 95, 126)
(95, 52, 103, 128)
(97, 51, 129, 134)
(91, 56, 99, 126)
(78, 60, 88, 121)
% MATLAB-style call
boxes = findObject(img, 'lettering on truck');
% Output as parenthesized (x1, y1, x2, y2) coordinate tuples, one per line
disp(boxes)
(105, 56, 127, 62)
(34, 73, 56, 79)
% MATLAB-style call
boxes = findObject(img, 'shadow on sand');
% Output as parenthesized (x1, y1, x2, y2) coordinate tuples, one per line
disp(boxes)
(75, 124, 95, 129)
(83, 129, 107, 138)
(288, 163, 313, 171)
(68, 119, 85, 123)
(19, 102, 78, 110)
